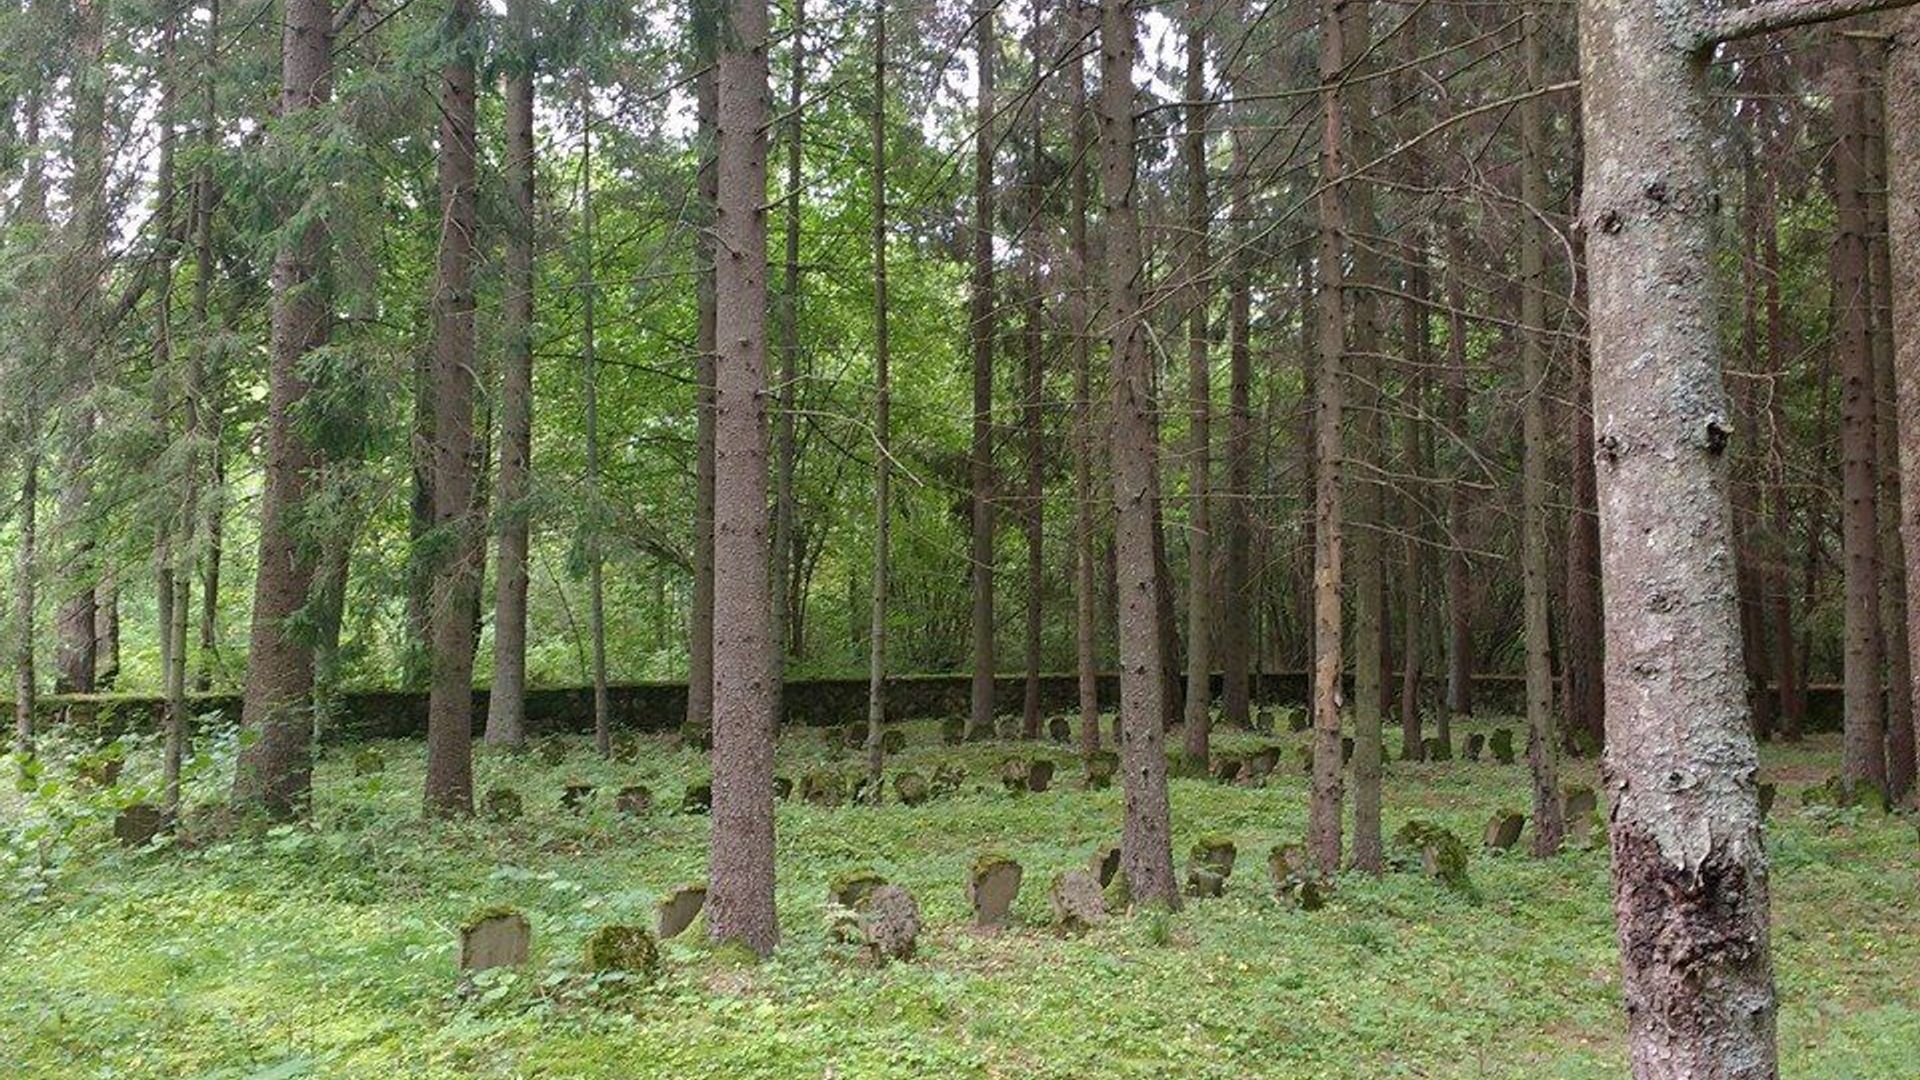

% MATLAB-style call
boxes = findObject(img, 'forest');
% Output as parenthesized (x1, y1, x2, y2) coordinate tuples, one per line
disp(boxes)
(1, 0, 1918, 1076)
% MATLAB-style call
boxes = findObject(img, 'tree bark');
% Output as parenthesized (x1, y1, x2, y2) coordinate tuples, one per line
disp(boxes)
(1578, 0, 1780, 1069)
(1221, 121, 1254, 733)
(1307, 0, 1349, 876)
(485, 0, 537, 750)
(771, 0, 804, 697)
(1832, 38, 1889, 798)
(1101, 0, 1179, 910)
(1345, 0, 1383, 874)
(1070, 9, 1102, 754)
(423, 0, 481, 816)
(1887, 10, 1920, 810)
(707, 0, 779, 956)
(232, 0, 334, 819)
(580, 80, 611, 760)
(1518, 2, 1563, 856)
(686, 0, 720, 743)
(967, 1, 998, 741)
(1863, 48, 1915, 801)
(1399, 240, 1431, 760)
(1758, 124, 1804, 740)
(865, 0, 891, 787)
(1020, 2, 1046, 740)
(1442, 228, 1473, 728)
(1179, 0, 1214, 771)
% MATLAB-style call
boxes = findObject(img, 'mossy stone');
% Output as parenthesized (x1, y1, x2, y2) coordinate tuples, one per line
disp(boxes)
(655, 883, 707, 939)
(481, 786, 523, 822)
(967, 854, 1024, 927)
(1483, 809, 1525, 851)
(1083, 750, 1119, 790)
(614, 785, 652, 816)
(1047, 716, 1072, 743)
(1394, 819, 1473, 893)
(1488, 728, 1516, 765)
(680, 781, 712, 814)
(830, 870, 887, 910)
(894, 770, 930, 806)
(1050, 868, 1107, 934)
(581, 924, 660, 981)
(1190, 836, 1237, 878)
(800, 769, 847, 807)
(561, 782, 594, 812)
(880, 728, 907, 754)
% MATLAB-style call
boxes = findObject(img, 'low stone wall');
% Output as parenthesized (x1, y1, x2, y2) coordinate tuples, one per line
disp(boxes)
(21, 671, 1838, 744)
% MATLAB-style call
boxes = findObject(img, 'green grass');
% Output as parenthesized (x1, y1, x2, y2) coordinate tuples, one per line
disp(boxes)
(2, 718, 1915, 1079)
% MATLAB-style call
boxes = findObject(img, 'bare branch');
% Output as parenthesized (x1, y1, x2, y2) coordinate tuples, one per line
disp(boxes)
(1698, 0, 1920, 50)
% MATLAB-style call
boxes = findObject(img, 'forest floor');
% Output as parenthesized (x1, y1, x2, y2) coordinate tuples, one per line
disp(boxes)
(2, 714, 1915, 1079)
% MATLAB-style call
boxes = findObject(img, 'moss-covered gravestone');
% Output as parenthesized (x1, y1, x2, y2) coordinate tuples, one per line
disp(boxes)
(1427, 735, 1452, 761)
(800, 769, 847, 807)
(941, 717, 965, 745)
(680, 782, 712, 815)
(1562, 785, 1599, 847)
(1266, 844, 1326, 910)
(1089, 842, 1122, 889)
(681, 721, 713, 752)
(1210, 754, 1244, 784)
(482, 786, 523, 822)
(1393, 819, 1473, 893)
(859, 884, 921, 964)
(1025, 759, 1055, 793)
(1287, 708, 1311, 733)
(1049, 868, 1107, 935)
(537, 739, 567, 765)
(881, 728, 907, 754)
(967, 854, 1024, 928)
(655, 883, 707, 939)
(1251, 708, 1275, 735)
(1483, 809, 1525, 850)
(351, 749, 385, 776)
(1463, 733, 1485, 761)
(113, 803, 165, 849)
(1488, 728, 1516, 765)
(582, 924, 660, 982)
(1083, 751, 1118, 790)
(930, 762, 966, 796)
(1190, 836, 1237, 879)
(830, 870, 887, 910)
(74, 751, 124, 789)
(1048, 716, 1072, 743)
(1186, 867, 1226, 898)
(561, 782, 595, 813)
(894, 771, 930, 806)
(1242, 746, 1280, 783)
(459, 909, 531, 972)
(615, 785, 653, 816)
(773, 775, 794, 801)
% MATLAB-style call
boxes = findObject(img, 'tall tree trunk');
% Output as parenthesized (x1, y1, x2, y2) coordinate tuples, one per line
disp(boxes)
(1221, 121, 1253, 733)
(485, 0, 538, 750)
(1886, 10, 1920, 810)
(13, 453, 35, 759)
(771, 0, 804, 698)
(1564, 220, 1605, 755)
(1070, 11, 1102, 753)
(1864, 49, 1915, 801)
(1579, 0, 1792, 1069)
(1344, 0, 1383, 874)
(423, 0, 481, 816)
(580, 81, 611, 760)
(1518, 2, 1563, 856)
(233, 0, 334, 819)
(1399, 242, 1431, 759)
(54, 0, 106, 698)
(1833, 38, 1889, 799)
(154, 8, 187, 817)
(1307, 0, 1349, 876)
(865, 0, 891, 785)
(1101, 0, 1179, 910)
(1020, 1, 1046, 739)
(1178, 0, 1213, 771)
(967, 1, 998, 741)
(686, 0, 720, 743)
(707, 0, 779, 956)
(1759, 133, 1804, 740)
(1442, 229, 1472, 728)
